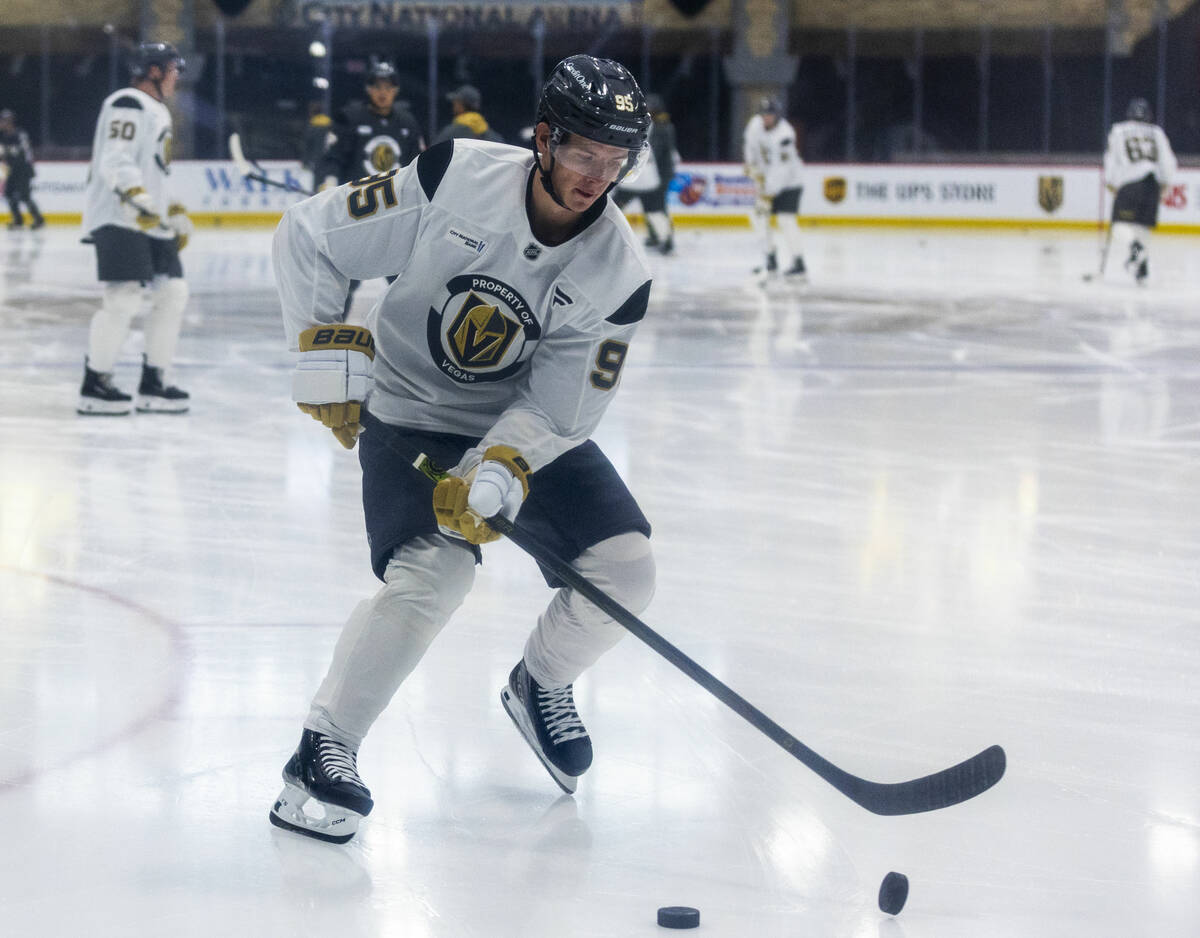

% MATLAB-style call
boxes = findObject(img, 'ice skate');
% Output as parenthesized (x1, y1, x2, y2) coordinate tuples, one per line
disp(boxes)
(136, 356, 190, 413)
(783, 257, 807, 281)
(501, 659, 592, 794)
(269, 729, 374, 844)
(753, 250, 778, 276)
(77, 360, 132, 415)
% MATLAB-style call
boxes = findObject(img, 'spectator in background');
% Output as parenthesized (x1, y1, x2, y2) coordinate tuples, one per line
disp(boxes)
(301, 99, 333, 177)
(0, 109, 46, 230)
(433, 85, 504, 145)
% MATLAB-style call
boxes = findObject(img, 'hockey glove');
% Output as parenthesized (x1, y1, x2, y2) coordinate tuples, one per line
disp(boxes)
(432, 445, 531, 545)
(120, 187, 161, 231)
(292, 324, 375, 449)
(166, 202, 193, 251)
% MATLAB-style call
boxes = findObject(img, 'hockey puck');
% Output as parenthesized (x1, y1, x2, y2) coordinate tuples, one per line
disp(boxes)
(657, 906, 700, 928)
(878, 871, 909, 915)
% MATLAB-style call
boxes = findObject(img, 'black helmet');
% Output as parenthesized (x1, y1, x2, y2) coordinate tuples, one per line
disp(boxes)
(367, 60, 399, 86)
(537, 55, 651, 151)
(0, 109, 14, 123)
(1126, 98, 1152, 122)
(759, 96, 782, 116)
(130, 41, 185, 79)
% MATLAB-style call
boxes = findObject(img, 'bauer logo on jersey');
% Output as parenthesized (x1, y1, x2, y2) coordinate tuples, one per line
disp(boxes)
(1038, 176, 1064, 213)
(362, 135, 403, 175)
(428, 274, 542, 384)
(823, 176, 847, 204)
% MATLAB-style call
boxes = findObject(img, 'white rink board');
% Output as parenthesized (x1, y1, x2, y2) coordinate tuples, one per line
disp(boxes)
(12, 158, 1200, 229)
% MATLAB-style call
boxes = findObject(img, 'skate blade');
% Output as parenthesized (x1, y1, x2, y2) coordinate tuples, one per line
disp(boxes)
(500, 687, 578, 795)
(269, 782, 362, 844)
(77, 398, 131, 416)
(136, 395, 189, 414)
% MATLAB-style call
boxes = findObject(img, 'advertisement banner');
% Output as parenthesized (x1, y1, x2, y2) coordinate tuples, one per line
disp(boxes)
(13, 160, 1200, 232)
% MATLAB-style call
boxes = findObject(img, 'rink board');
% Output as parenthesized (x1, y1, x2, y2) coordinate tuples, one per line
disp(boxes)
(6, 159, 1200, 232)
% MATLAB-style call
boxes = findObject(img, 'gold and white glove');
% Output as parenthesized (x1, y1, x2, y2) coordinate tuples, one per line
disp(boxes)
(292, 324, 375, 449)
(120, 187, 161, 230)
(166, 202, 193, 250)
(432, 445, 531, 545)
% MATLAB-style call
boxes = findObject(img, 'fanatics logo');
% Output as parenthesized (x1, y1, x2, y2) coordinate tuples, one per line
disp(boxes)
(551, 285, 573, 307)
(523, 243, 542, 260)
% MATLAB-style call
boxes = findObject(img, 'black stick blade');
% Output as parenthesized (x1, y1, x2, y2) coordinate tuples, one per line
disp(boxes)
(846, 744, 1006, 816)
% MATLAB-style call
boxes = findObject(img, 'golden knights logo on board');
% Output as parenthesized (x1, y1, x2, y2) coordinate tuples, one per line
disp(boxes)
(1038, 175, 1064, 213)
(823, 176, 847, 204)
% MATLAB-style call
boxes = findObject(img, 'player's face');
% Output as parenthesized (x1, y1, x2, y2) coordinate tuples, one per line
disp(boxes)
(542, 132, 631, 212)
(367, 81, 399, 112)
(151, 63, 181, 100)
(762, 112, 779, 130)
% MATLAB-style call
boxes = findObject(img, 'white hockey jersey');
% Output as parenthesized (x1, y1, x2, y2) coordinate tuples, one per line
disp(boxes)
(743, 114, 804, 196)
(81, 86, 176, 238)
(273, 139, 654, 473)
(1103, 120, 1177, 191)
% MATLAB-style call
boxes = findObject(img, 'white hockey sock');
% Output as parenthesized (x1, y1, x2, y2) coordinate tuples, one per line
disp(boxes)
(775, 212, 803, 265)
(524, 532, 656, 687)
(646, 211, 672, 244)
(1103, 222, 1151, 284)
(143, 276, 189, 369)
(87, 281, 143, 372)
(306, 535, 475, 747)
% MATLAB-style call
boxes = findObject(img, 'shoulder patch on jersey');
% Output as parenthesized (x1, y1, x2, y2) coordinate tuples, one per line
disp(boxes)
(606, 279, 652, 325)
(417, 140, 454, 201)
(111, 95, 144, 110)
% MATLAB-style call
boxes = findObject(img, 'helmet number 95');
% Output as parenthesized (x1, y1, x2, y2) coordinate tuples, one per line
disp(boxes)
(613, 93, 636, 112)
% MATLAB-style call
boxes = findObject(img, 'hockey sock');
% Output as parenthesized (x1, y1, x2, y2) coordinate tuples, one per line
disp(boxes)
(523, 532, 655, 687)
(87, 281, 144, 372)
(144, 276, 189, 368)
(775, 212, 804, 267)
(306, 535, 475, 746)
(646, 211, 671, 245)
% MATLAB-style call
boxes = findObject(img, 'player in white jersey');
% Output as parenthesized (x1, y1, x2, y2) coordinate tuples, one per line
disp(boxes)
(1102, 98, 1177, 285)
(743, 97, 806, 279)
(269, 55, 657, 843)
(78, 41, 192, 415)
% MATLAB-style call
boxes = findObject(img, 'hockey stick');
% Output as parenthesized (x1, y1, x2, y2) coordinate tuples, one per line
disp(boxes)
(228, 132, 314, 196)
(113, 188, 173, 233)
(412, 453, 1006, 816)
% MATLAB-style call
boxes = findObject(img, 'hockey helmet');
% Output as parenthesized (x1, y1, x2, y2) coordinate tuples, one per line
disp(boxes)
(759, 96, 783, 116)
(645, 93, 666, 116)
(130, 41, 185, 78)
(367, 60, 399, 86)
(1126, 98, 1152, 122)
(537, 55, 651, 152)
(0, 108, 14, 124)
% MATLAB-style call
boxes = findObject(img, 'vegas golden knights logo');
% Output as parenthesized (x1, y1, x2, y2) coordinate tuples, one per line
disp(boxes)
(823, 176, 847, 204)
(369, 143, 397, 172)
(447, 293, 521, 368)
(1038, 175, 1064, 213)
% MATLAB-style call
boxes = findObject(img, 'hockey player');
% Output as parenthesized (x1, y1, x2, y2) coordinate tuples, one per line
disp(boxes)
(614, 93, 678, 255)
(743, 97, 806, 279)
(269, 54, 656, 843)
(317, 59, 424, 315)
(317, 60, 424, 188)
(1102, 98, 1177, 285)
(77, 41, 192, 415)
(0, 109, 45, 230)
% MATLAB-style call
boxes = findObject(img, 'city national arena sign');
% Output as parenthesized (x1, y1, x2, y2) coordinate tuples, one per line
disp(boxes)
(286, 2, 636, 30)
